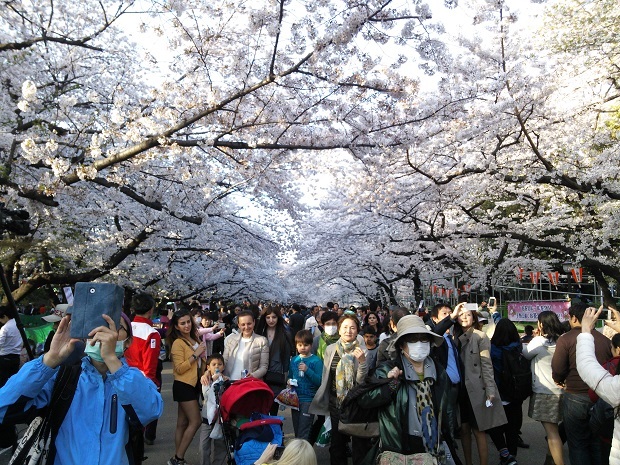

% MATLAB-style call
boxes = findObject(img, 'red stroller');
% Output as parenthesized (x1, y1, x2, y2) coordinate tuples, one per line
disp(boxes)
(216, 377, 284, 465)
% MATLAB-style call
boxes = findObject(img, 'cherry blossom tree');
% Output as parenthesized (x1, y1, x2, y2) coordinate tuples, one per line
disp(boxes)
(293, 0, 620, 306)
(3, 0, 618, 308)
(0, 0, 450, 302)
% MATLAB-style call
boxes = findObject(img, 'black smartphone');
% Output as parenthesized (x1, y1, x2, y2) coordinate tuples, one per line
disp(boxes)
(273, 446, 285, 460)
(598, 309, 610, 320)
(70, 282, 125, 339)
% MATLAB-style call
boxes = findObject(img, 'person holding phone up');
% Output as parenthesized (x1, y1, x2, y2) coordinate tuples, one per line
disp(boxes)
(577, 306, 620, 465)
(454, 303, 507, 465)
(0, 312, 163, 465)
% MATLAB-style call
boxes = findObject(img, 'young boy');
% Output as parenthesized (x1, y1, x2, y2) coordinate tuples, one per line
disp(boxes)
(363, 326, 379, 372)
(288, 330, 322, 441)
(200, 354, 228, 465)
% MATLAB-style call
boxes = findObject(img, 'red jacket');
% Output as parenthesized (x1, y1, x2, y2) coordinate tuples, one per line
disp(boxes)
(125, 315, 161, 387)
(589, 355, 620, 402)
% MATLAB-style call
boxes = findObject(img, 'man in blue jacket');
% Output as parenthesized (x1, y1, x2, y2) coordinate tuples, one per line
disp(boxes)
(0, 313, 163, 465)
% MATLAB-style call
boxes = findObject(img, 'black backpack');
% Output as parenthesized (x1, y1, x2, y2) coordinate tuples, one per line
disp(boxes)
(499, 348, 532, 402)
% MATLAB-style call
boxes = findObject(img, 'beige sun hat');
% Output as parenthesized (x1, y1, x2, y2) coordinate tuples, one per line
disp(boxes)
(42, 304, 70, 323)
(393, 314, 444, 347)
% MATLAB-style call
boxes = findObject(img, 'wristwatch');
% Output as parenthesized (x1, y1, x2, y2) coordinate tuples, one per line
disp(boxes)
(191, 354, 198, 360)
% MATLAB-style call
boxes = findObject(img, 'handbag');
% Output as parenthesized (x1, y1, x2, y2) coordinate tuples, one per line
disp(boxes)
(376, 451, 437, 465)
(263, 370, 286, 386)
(338, 377, 391, 438)
(9, 364, 81, 465)
(338, 419, 379, 438)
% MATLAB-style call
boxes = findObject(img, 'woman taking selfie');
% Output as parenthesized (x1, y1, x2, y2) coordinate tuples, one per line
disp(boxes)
(168, 309, 207, 465)
(455, 304, 507, 465)
(310, 314, 368, 465)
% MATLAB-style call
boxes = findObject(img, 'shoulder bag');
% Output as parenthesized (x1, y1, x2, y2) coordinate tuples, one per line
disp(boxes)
(9, 364, 81, 465)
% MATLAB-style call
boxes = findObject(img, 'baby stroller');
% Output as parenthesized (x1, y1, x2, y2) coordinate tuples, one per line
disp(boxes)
(216, 377, 284, 465)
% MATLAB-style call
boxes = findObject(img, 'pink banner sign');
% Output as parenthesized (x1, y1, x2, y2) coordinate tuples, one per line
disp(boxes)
(507, 300, 570, 322)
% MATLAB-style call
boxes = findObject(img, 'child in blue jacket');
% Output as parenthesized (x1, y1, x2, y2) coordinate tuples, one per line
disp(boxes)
(288, 329, 322, 441)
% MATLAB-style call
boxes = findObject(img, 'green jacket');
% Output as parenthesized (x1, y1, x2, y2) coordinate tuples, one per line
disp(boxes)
(357, 354, 450, 464)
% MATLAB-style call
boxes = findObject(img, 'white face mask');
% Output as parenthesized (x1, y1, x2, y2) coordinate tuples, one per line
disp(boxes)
(407, 341, 431, 362)
(324, 325, 338, 336)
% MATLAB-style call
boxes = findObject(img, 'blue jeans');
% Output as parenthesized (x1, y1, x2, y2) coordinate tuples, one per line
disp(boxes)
(292, 401, 314, 441)
(563, 392, 601, 465)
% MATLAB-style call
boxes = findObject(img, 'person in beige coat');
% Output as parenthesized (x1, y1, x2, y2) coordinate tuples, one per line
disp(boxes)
(222, 310, 269, 380)
(309, 314, 368, 465)
(456, 307, 508, 465)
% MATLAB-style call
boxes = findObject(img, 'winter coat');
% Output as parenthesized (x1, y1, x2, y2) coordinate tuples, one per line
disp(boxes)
(0, 356, 163, 465)
(223, 332, 269, 380)
(309, 341, 368, 416)
(458, 327, 507, 431)
(358, 355, 450, 461)
(577, 332, 620, 465)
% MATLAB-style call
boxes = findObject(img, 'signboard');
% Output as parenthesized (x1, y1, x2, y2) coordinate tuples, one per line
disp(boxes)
(507, 300, 570, 322)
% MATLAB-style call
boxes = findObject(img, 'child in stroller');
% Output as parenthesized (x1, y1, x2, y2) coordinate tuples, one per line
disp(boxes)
(215, 376, 284, 465)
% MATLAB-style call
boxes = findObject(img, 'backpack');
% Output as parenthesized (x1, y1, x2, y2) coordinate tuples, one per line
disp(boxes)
(589, 397, 615, 440)
(338, 376, 391, 438)
(499, 348, 532, 402)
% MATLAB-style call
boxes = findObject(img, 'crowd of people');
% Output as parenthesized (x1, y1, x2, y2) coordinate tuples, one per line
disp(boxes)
(1, 293, 620, 465)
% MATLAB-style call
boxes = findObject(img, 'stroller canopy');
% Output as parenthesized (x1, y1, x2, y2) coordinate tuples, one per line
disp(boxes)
(219, 377, 275, 422)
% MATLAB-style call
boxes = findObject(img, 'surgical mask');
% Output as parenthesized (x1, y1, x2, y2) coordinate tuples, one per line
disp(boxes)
(407, 341, 431, 362)
(85, 340, 127, 363)
(324, 325, 337, 336)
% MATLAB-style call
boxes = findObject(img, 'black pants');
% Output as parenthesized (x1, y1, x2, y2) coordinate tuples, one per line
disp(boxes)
(488, 400, 523, 456)
(309, 415, 325, 444)
(144, 359, 163, 442)
(329, 410, 371, 465)
(0, 354, 20, 450)
(0, 354, 20, 387)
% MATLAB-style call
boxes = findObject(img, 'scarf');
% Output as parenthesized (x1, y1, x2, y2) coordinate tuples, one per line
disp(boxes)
(415, 377, 438, 453)
(335, 339, 359, 404)
(318, 332, 340, 360)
